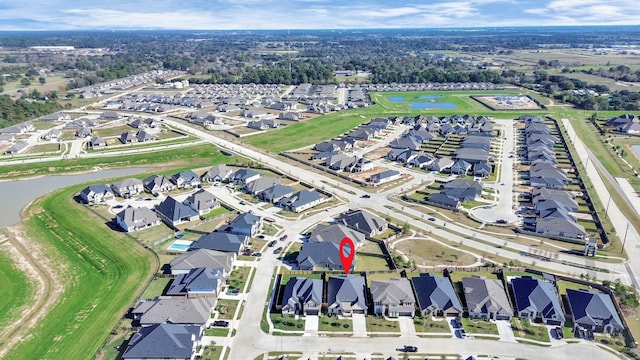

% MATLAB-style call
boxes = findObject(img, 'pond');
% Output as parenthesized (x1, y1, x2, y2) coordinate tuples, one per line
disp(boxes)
(0, 167, 148, 228)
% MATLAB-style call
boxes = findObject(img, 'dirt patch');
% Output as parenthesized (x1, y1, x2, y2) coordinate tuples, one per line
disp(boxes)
(0, 225, 66, 358)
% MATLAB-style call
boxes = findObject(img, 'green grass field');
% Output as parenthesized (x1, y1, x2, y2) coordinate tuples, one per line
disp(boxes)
(5, 185, 156, 360)
(0, 250, 34, 336)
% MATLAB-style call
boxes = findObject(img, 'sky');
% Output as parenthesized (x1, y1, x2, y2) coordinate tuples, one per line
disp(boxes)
(1, 0, 640, 30)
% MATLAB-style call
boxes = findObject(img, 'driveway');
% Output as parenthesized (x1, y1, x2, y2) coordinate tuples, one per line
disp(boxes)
(351, 313, 367, 337)
(304, 315, 318, 336)
(398, 316, 416, 337)
(496, 320, 517, 342)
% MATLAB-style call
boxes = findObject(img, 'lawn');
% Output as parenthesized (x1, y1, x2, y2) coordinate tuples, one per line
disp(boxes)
(394, 239, 477, 267)
(365, 316, 400, 333)
(318, 316, 352, 332)
(215, 299, 240, 320)
(0, 249, 34, 338)
(5, 185, 156, 360)
(0, 143, 227, 180)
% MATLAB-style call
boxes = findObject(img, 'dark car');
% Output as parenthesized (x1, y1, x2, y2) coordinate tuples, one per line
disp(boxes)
(212, 320, 229, 327)
(274, 246, 283, 254)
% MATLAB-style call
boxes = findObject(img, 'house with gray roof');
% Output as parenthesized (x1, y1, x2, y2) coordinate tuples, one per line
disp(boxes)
(336, 209, 388, 237)
(462, 276, 513, 320)
(511, 276, 565, 326)
(171, 170, 201, 189)
(115, 206, 161, 232)
(201, 164, 233, 183)
(566, 289, 623, 334)
(143, 174, 175, 194)
(308, 223, 366, 247)
(370, 169, 401, 184)
(229, 168, 261, 185)
(155, 197, 199, 228)
(243, 176, 280, 195)
(111, 178, 144, 198)
(122, 323, 202, 360)
(280, 277, 323, 316)
(191, 231, 248, 254)
(133, 297, 215, 327)
(327, 275, 368, 316)
(166, 267, 225, 298)
(184, 189, 219, 215)
(296, 241, 354, 271)
(80, 184, 114, 204)
(411, 273, 462, 317)
(278, 189, 325, 213)
(371, 278, 416, 317)
(228, 212, 262, 237)
(170, 249, 233, 275)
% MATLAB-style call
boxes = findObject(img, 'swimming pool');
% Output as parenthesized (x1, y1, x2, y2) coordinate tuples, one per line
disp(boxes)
(167, 239, 193, 252)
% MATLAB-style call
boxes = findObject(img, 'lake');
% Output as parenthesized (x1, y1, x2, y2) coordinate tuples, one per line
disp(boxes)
(0, 168, 148, 228)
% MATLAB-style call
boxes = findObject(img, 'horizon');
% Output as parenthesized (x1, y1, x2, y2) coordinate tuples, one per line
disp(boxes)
(1, 0, 639, 31)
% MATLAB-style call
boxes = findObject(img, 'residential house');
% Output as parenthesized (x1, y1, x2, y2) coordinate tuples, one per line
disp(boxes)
(171, 170, 201, 189)
(462, 276, 513, 320)
(229, 168, 261, 185)
(335, 209, 388, 237)
(370, 170, 401, 184)
(411, 273, 463, 317)
(280, 277, 323, 316)
(201, 164, 233, 183)
(278, 190, 324, 213)
(296, 241, 353, 271)
(190, 232, 248, 254)
(155, 197, 200, 227)
(566, 289, 623, 335)
(511, 276, 565, 326)
(308, 223, 366, 247)
(80, 184, 115, 204)
(326, 275, 368, 316)
(441, 179, 482, 201)
(166, 267, 226, 298)
(143, 174, 175, 194)
(133, 297, 216, 326)
(169, 249, 233, 275)
(228, 212, 262, 237)
(184, 189, 219, 215)
(122, 323, 202, 360)
(111, 178, 144, 198)
(370, 278, 416, 317)
(115, 206, 161, 232)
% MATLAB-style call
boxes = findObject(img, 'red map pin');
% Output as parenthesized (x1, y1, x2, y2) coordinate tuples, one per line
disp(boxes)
(339, 237, 355, 274)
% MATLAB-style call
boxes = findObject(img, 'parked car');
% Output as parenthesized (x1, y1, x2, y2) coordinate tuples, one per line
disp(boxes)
(212, 320, 229, 327)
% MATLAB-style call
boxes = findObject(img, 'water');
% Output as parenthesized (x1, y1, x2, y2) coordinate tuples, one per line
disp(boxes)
(417, 95, 444, 100)
(410, 102, 457, 109)
(388, 96, 405, 102)
(0, 167, 148, 228)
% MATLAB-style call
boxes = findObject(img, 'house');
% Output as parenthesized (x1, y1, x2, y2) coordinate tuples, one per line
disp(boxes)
(136, 130, 156, 142)
(308, 223, 366, 247)
(370, 278, 416, 317)
(258, 184, 295, 203)
(427, 157, 455, 172)
(228, 212, 262, 237)
(296, 241, 354, 271)
(278, 190, 324, 213)
(155, 197, 200, 227)
(441, 179, 482, 201)
(120, 132, 138, 144)
(122, 323, 202, 360)
(201, 164, 233, 183)
(566, 289, 623, 335)
(427, 193, 461, 209)
(411, 273, 462, 317)
(369, 170, 401, 184)
(280, 277, 323, 316)
(190, 232, 248, 254)
(462, 276, 513, 320)
(243, 176, 280, 195)
(4, 141, 29, 154)
(111, 178, 144, 198)
(171, 171, 201, 189)
(143, 174, 175, 194)
(170, 249, 233, 275)
(511, 277, 565, 326)
(335, 209, 388, 237)
(88, 136, 106, 148)
(184, 189, 219, 215)
(229, 168, 261, 185)
(327, 275, 368, 316)
(166, 267, 226, 298)
(80, 184, 115, 204)
(133, 297, 216, 326)
(115, 206, 161, 232)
